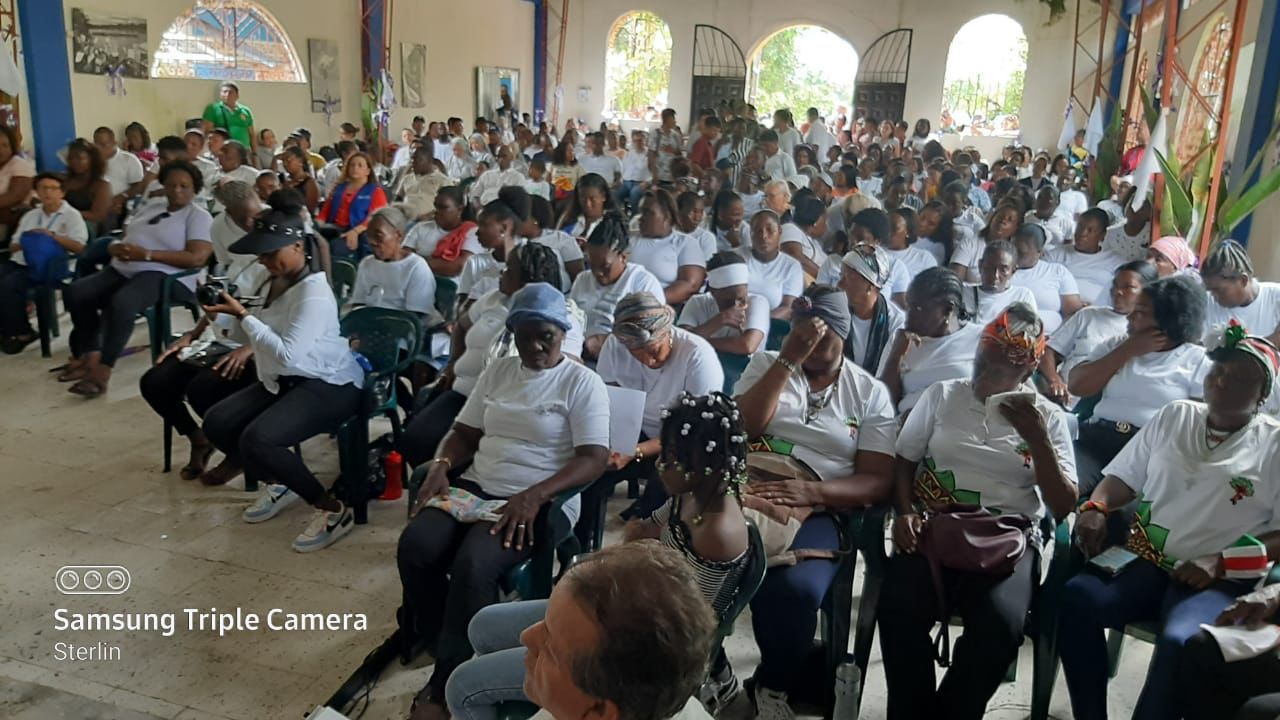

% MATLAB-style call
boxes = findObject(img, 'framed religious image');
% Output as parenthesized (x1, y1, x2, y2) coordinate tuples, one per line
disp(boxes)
(476, 67, 519, 122)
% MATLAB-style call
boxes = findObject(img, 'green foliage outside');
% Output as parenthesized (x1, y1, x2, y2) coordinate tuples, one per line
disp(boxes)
(941, 37, 1027, 122)
(750, 27, 853, 118)
(606, 12, 672, 116)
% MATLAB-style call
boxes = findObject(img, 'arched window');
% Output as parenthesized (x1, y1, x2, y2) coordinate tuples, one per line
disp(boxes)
(604, 11, 673, 120)
(1174, 13, 1232, 166)
(746, 25, 858, 119)
(151, 0, 306, 82)
(940, 14, 1027, 138)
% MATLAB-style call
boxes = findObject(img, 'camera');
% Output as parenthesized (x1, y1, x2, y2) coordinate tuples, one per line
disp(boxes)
(197, 277, 239, 306)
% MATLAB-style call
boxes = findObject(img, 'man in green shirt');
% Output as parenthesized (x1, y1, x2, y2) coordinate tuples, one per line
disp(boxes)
(202, 82, 257, 165)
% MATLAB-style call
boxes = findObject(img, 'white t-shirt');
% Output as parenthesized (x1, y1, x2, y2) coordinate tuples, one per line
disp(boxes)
(948, 229, 985, 282)
(737, 248, 803, 310)
(9, 202, 89, 266)
(889, 321, 983, 415)
(1059, 189, 1089, 218)
(458, 250, 503, 298)
(570, 262, 665, 338)
(350, 253, 440, 324)
(815, 254, 843, 287)
(628, 231, 706, 288)
(966, 284, 1039, 324)
(687, 226, 717, 262)
(1086, 336, 1209, 427)
(884, 246, 938, 282)
(453, 289, 586, 397)
(1024, 210, 1076, 251)
(528, 230, 585, 292)
(677, 292, 770, 340)
(209, 211, 255, 278)
(734, 352, 898, 480)
(856, 177, 883, 197)
(780, 223, 827, 269)
(403, 221, 483, 276)
(1046, 305, 1129, 382)
(456, 355, 610, 524)
(578, 153, 622, 183)
(715, 220, 752, 253)
(897, 379, 1077, 521)
(597, 326, 724, 437)
(1009, 260, 1080, 335)
(914, 237, 947, 266)
(1048, 245, 1126, 306)
(103, 149, 144, 197)
(1104, 221, 1151, 262)
(1203, 282, 1280, 346)
(848, 300, 906, 373)
(763, 150, 797, 182)
(776, 127, 803, 156)
(1104, 400, 1280, 564)
(621, 150, 651, 183)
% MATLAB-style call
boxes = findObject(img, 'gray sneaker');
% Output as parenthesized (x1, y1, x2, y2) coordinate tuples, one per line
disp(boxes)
(242, 484, 300, 523)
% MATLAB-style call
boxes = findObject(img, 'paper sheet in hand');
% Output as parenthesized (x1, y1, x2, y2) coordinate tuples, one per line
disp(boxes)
(606, 386, 646, 454)
(1198, 623, 1280, 662)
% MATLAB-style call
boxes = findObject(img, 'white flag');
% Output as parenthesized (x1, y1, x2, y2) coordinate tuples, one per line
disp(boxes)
(1057, 102, 1076, 155)
(1130, 109, 1168, 212)
(1084, 96, 1106, 157)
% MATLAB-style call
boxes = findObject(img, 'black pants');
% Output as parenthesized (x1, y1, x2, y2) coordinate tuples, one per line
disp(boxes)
(0, 260, 30, 336)
(318, 223, 369, 262)
(201, 376, 362, 504)
(397, 479, 553, 700)
(877, 548, 1039, 720)
(573, 433, 659, 552)
(1076, 418, 1140, 545)
(1179, 629, 1280, 720)
(399, 388, 467, 467)
(64, 267, 195, 366)
(139, 355, 258, 436)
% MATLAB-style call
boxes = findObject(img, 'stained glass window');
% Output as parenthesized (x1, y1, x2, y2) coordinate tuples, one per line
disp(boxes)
(1174, 14, 1232, 167)
(151, 0, 306, 83)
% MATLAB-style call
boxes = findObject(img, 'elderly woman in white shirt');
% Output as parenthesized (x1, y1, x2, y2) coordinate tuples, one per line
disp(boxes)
(398, 282, 610, 720)
(348, 206, 441, 330)
(198, 205, 366, 553)
(1061, 327, 1280, 720)
(880, 266, 984, 417)
(1067, 275, 1209, 540)
(677, 251, 770, 359)
(1039, 260, 1158, 407)
(880, 303, 1077, 719)
(576, 292, 724, 550)
(732, 285, 899, 715)
(399, 241, 579, 469)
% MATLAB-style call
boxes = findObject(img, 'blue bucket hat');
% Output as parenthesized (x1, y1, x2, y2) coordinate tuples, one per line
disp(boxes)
(506, 282, 572, 332)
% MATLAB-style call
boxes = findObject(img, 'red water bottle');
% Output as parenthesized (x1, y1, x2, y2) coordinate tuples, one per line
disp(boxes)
(381, 450, 403, 500)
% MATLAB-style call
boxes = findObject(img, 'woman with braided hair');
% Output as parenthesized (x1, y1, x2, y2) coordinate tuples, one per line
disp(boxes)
(399, 241, 584, 468)
(568, 212, 664, 360)
(443, 392, 753, 720)
(1201, 239, 1280, 348)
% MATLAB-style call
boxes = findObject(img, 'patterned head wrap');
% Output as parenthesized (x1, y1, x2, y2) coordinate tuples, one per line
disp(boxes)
(980, 304, 1047, 368)
(612, 292, 675, 349)
(841, 244, 893, 290)
(1211, 320, 1280, 399)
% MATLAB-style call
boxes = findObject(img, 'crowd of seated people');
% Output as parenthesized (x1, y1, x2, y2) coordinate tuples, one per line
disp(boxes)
(8, 94, 1280, 720)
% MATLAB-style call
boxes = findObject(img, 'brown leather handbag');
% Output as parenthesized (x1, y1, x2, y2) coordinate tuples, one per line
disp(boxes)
(917, 504, 1035, 665)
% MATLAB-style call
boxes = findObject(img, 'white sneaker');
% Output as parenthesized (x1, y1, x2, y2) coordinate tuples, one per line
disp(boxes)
(242, 484, 300, 523)
(749, 682, 794, 720)
(292, 504, 354, 553)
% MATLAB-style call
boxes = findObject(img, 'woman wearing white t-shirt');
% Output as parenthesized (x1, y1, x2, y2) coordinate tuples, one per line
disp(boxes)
(1068, 275, 1209, 506)
(627, 188, 706, 305)
(1048, 209, 1126, 306)
(1062, 329, 1280, 720)
(348, 207, 441, 327)
(1039, 260, 1157, 406)
(403, 187, 482, 278)
(739, 209, 804, 319)
(400, 242, 580, 466)
(677, 252, 769, 359)
(399, 282, 610, 719)
(880, 267, 984, 416)
(881, 303, 1077, 719)
(913, 201, 960, 268)
(838, 245, 906, 375)
(711, 190, 751, 253)
(569, 213, 664, 360)
(457, 191, 532, 306)
(732, 286, 898, 714)
(886, 207, 939, 282)
(951, 203, 1019, 282)
(578, 292, 724, 549)
(965, 240, 1038, 324)
(198, 206, 366, 552)
(1009, 223, 1083, 335)
(781, 194, 829, 279)
(1199, 239, 1280, 347)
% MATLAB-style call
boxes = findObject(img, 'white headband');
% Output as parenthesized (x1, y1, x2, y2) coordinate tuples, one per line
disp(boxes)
(707, 264, 750, 289)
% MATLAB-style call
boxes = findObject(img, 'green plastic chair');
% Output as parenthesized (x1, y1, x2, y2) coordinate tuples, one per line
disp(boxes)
(766, 318, 791, 351)
(331, 307, 420, 523)
(141, 266, 207, 474)
(717, 351, 752, 394)
(332, 259, 358, 307)
(435, 276, 459, 323)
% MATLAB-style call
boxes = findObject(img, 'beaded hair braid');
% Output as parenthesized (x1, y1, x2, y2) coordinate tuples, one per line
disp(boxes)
(658, 392, 749, 508)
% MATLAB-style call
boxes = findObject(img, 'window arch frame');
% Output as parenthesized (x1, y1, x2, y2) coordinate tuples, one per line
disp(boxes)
(1173, 12, 1233, 167)
(603, 10, 674, 120)
(939, 13, 1028, 138)
(150, 0, 307, 83)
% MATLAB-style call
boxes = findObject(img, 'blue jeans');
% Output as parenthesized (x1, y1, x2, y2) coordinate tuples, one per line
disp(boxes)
(613, 181, 645, 213)
(1058, 558, 1252, 720)
(444, 599, 548, 720)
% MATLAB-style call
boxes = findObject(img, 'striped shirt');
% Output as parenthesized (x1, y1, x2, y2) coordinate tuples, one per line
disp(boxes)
(653, 496, 749, 618)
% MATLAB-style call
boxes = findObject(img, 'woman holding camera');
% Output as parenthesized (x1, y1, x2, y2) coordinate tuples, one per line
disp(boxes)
(198, 201, 366, 553)
(60, 160, 214, 398)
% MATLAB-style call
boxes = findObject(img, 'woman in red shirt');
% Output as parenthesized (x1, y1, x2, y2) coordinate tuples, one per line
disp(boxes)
(318, 151, 387, 260)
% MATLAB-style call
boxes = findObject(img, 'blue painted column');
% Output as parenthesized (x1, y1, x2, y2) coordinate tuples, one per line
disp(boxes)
(361, 0, 386, 81)
(523, 0, 546, 122)
(17, 0, 75, 170)
(1105, 11, 1132, 125)
(1231, 0, 1279, 246)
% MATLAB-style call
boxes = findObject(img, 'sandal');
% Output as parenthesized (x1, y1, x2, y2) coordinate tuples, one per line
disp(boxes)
(180, 443, 216, 481)
(68, 378, 106, 398)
